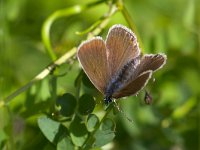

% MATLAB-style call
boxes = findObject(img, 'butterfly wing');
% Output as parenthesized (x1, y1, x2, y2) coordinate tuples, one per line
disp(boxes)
(77, 37, 110, 93)
(125, 53, 167, 81)
(113, 71, 152, 98)
(137, 54, 167, 73)
(106, 24, 141, 77)
(112, 54, 167, 98)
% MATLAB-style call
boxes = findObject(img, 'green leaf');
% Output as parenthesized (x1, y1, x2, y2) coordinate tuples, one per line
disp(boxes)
(101, 118, 115, 131)
(82, 73, 95, 89)
(69, 115, 88, 147)
(43, 143, 55, 150)
(87, 114, 99, 132)
(56, 93, 77, 117)
(57, 136, 74, 150)
(78, 94, 95, 115)
(74, 70, 83, 87)
(94, 118, 115, 147)
(38, 116, 67, 144)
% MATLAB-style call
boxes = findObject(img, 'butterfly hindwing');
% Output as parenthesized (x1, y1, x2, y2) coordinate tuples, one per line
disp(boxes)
(112, 54, 166, 99)
(113, 70, 152, 98)
(137, 54, 167, 73)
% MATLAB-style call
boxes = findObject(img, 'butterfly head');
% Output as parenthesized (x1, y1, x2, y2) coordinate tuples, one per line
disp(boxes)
(104, 95, 113, 105)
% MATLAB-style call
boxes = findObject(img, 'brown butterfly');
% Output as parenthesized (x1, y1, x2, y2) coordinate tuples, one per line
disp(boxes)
(77, 24, 166, 105)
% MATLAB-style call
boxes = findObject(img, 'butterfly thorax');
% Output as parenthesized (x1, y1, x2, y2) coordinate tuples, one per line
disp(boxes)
(104, 57, 140, 104)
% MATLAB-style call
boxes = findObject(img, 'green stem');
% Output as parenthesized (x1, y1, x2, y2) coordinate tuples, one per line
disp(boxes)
(49, 76, 58, 112)
(42, 0, 106, 61)
(86, 3, 118, 39)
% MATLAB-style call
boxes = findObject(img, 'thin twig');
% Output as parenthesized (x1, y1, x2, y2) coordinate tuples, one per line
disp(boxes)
(2, 47, 76, 105)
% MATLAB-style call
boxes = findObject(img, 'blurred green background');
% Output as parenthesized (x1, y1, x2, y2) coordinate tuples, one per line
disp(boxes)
(0, 0, 199, 149)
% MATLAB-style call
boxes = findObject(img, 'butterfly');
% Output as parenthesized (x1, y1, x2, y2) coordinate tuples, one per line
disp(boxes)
(77, 24, 166, 105)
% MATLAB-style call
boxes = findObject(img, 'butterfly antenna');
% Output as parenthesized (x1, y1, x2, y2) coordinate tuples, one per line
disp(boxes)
(113, 100, 134, 124)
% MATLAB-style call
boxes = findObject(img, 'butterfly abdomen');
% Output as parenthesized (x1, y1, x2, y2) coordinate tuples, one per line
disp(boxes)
(105, 57, 140, 98)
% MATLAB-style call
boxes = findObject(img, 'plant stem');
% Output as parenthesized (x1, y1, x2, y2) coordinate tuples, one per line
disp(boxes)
(42, 0, 106, 61)
(82, 103, 114, 149)
(2, 47, 76, 105)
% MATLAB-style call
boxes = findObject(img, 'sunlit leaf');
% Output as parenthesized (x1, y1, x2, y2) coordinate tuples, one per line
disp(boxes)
(38, 116, 67, 144)
(87, 114, 99, 132)
(57, 136, 74, 150)
(93, 118, 115, 147)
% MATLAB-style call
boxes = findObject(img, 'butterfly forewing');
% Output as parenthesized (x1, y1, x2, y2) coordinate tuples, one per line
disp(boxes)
(77, 37, 110, 93)
(106, 24, 141, 78)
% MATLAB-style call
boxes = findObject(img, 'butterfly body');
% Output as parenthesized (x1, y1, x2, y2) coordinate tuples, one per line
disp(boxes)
(77, 24, 166, 105)
(104, 57, 140, 103)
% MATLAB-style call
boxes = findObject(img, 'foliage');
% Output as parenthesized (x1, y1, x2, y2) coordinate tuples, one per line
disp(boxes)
(0, 0, 199, 149)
